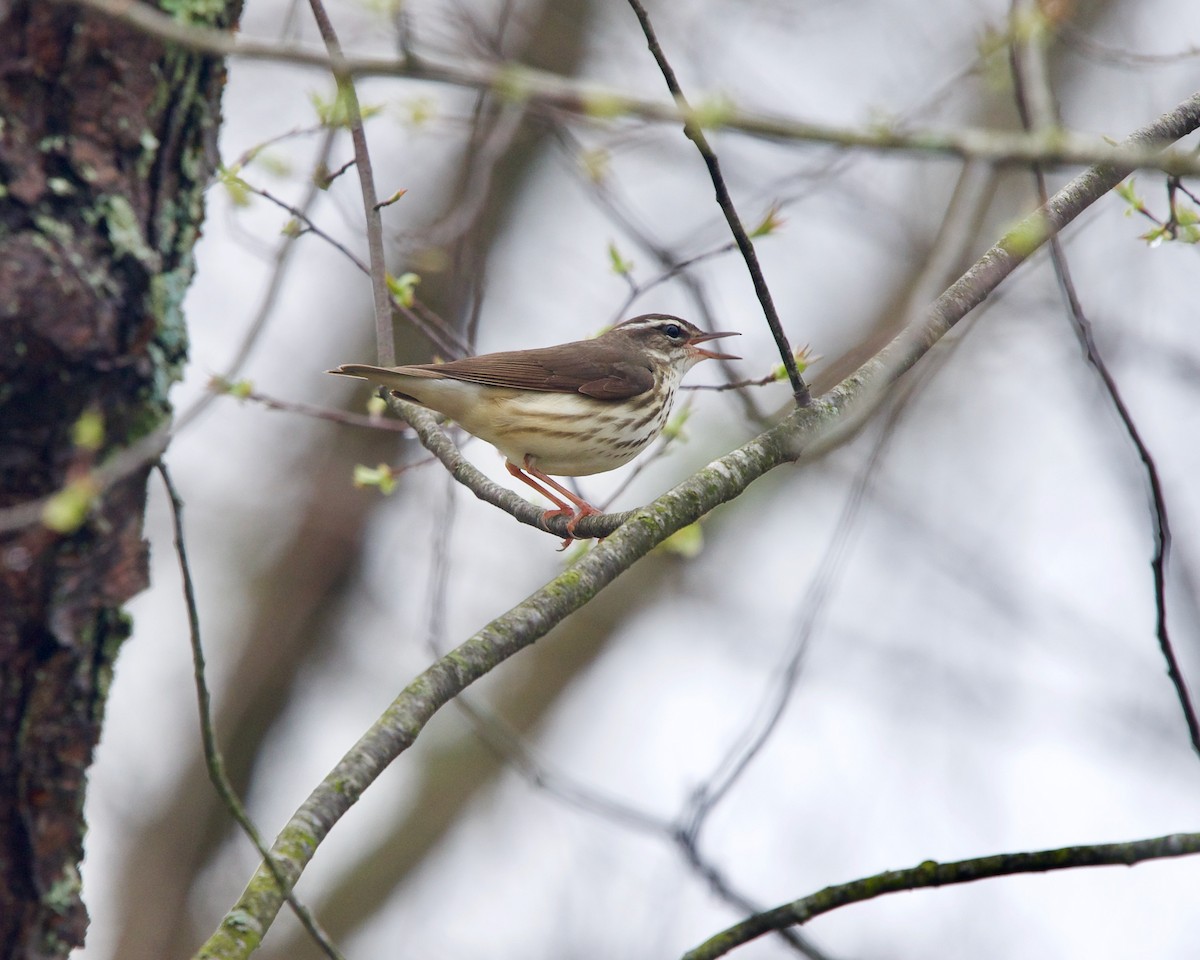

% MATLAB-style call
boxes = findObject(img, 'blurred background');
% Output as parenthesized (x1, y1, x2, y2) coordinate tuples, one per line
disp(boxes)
(80, 0, 1200, 957)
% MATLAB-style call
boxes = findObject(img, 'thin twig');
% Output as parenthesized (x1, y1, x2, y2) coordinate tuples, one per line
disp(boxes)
(321, 156, 358, 185)
(219, 127, 341, 381)
(247, 183, 371, 274)
(670, 842, 826, 958)
(625, 0, 808, 404)
(1009, 4, 1200, 759)
(307, 0, 395, 365)
(224, 121, 330, 172)
(683, 372, 782, 392)
(210, 377, 414, 432)
(611, 240, 738, 314)
(1060, 23, 1200, 67)
(397, 298, 474, 360)
(156, 462, 348, 960)
(454, 670, 837, 960)
(419, 474, 819, 958)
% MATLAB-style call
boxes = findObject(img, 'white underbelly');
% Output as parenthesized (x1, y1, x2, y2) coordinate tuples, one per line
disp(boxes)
(396, 375, 677, 477)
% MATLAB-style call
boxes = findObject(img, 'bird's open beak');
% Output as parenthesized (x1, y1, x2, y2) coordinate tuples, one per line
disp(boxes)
(688, 329, 741, 361)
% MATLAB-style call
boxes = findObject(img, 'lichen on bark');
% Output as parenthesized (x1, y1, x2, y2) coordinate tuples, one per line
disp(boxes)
(0, 2, 239, 956)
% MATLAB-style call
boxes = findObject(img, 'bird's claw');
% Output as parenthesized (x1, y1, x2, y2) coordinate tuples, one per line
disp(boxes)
(541, 505, 602, 550)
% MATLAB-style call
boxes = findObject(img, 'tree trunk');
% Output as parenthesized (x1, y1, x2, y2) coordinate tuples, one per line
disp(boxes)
(0, 3, 235, 956)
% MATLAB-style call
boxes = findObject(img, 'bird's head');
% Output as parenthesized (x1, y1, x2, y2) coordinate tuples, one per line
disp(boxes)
(609, 314, 740, 371)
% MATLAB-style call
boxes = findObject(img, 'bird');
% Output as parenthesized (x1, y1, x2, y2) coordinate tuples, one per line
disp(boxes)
(328, 314, 739, 540)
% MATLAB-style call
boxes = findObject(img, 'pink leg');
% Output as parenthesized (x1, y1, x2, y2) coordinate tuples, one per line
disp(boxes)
(506, 458, 602, 540)
(506, 460, 574, 519)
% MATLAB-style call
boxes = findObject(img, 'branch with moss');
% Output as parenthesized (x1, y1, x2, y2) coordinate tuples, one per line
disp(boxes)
(682, 832, 1200, 960)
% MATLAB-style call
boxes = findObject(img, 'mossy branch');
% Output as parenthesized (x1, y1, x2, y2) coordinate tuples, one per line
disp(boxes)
(683, 832, 1200, 960)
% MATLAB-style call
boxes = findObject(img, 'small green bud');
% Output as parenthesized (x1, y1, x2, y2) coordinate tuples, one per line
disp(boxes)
(211, 376, 253, 399)
(376, 188, 408, 210)
(386, 272, 421, 307)
(353, 463, 396, 495)
(750, 203, 785, 238)
(607, 241, 634, 276)
(794, 344, 819, 373)
(72, 410, 105, 451)
(1140, 226, 1166, 248)
(256, 152, 292, 177)
(43, 479, 97, 533)
(1114, 178, 1139, 205)
(217, 166, 253, 207)
(401, 96, 437, 126)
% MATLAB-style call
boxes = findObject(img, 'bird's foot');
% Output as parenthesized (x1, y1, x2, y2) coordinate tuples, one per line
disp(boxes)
(562, 504, 604, 550)
(539, 507, 577, 550)
(564, 503, 602, 537)
(540, 504, 603, 551)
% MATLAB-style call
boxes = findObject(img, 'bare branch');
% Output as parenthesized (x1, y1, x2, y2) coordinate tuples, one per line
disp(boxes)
(626, 0, 808, 404)
(682, 832, 1200, 960)
(210, 378, 414, 433)
(157, 463, 346, 960)
(306, 0, 394, 365)
(1010, 4, 1200, 758)
(243, 182, 371, 275)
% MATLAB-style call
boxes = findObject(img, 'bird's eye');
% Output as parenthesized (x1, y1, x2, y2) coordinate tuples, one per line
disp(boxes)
(661, 323, 684, 339)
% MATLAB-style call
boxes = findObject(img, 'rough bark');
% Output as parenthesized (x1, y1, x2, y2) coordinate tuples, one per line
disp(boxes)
(0, 3, 235, 956)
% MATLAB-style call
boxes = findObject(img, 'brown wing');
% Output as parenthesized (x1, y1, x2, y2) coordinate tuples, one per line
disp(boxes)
(404, 340, 655, 400)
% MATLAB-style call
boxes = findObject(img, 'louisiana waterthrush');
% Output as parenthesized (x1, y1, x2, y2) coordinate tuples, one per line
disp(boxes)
(328, 314, 739, 538)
